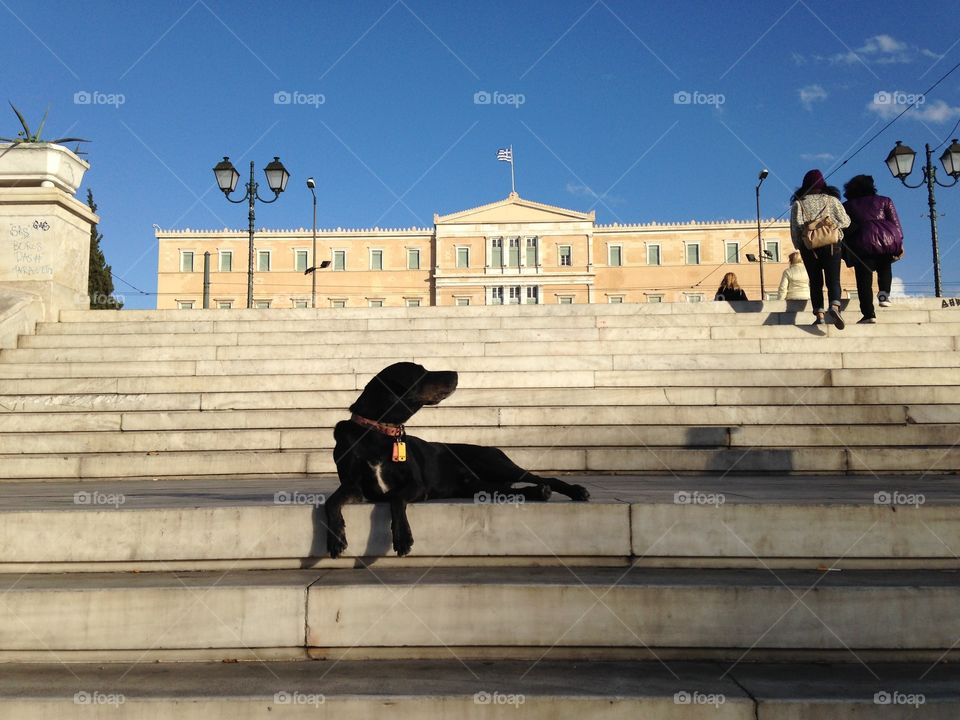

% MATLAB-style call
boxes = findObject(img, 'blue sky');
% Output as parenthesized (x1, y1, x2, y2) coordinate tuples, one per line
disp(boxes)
(2, 0, 958, 308)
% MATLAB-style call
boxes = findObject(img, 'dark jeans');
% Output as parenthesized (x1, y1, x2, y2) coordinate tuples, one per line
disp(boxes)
(852, 255, 893, 318)
(799, 244, 842, 314)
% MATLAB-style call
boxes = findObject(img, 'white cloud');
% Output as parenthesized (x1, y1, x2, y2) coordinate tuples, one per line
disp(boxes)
(860, 34, 907, 55)
(799, 84, 828, 110)
(801, 152, 835, 162)
(818, 34, 938, 65)
(566, 182, 599, 198)
(868, 93, 960, 123)
(565, 182, 623, 205)
(890, 277, 908, 298)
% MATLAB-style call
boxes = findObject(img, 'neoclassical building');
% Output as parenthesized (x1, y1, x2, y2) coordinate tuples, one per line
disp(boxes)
(156, 193, 848, 309)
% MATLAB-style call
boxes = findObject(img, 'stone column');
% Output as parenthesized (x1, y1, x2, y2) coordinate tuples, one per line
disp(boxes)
(0, 145, 97, 321)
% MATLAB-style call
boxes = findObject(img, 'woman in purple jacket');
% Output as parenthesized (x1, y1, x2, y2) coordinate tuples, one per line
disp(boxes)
(841, 175, 904, 324)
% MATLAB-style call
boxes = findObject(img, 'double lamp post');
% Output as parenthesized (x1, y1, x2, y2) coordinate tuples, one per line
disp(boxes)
(213, 157, 328, 308)
(884, 138, 960, 298)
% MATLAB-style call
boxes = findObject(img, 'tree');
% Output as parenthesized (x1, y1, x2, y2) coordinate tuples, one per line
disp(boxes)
(86, 189, 123, 309)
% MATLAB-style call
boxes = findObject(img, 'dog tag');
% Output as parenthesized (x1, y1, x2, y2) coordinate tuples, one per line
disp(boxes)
(392, 440, 407, 463)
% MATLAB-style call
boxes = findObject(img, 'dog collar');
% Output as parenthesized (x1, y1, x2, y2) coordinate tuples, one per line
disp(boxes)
(350, 413, 405, 438)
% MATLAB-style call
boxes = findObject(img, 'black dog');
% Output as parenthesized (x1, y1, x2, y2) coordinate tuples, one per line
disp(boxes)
(326, 362, 589, 557)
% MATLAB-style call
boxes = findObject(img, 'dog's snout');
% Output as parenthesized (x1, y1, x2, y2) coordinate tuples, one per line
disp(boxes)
(419, 371, 458, 404)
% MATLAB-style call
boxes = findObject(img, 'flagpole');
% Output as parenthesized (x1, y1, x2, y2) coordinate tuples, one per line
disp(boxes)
(510, 144, 516, 194)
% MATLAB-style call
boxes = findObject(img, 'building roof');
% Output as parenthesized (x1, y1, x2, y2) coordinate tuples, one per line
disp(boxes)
(434, 192, 595, 224)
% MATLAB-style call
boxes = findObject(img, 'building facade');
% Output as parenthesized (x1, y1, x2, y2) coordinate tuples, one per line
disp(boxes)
(156, 193, 850, 309)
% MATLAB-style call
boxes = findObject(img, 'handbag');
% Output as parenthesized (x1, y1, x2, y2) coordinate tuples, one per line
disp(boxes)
(799, 201, 841, 250)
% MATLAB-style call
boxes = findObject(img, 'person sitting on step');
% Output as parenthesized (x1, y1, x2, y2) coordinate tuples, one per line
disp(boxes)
(715, 272, 748, 302)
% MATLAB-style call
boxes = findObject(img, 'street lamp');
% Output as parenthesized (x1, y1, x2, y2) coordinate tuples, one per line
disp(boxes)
(755, 168, 769, 299)
(213, 156, 290, 308)
(307, 177, 317, 308)
(884, 139, 960, 297)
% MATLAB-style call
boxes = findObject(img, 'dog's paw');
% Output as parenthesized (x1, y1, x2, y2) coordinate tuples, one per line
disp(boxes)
(537, 484, 553, 501)
(393, 528, 414, 557)
(327, 530, 348, 559)
(569, 484, 590, 501)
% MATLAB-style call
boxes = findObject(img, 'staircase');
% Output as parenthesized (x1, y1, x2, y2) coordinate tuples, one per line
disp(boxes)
(0, 300, 958, 717)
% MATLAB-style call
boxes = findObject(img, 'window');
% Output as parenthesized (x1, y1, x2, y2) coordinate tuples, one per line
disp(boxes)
(218, 251, 232, 272)
(507, 286, 522, 304)
(609, 245, 623, 267)
(490, 287, 504, 305)
(180, 251, 194, 273)
(455, 297, 470, 306)
(765, 241, 780, 263)
(456, 247, 470, 268)
(293, 300, 308, 308)
(254, 300, 271, 309)
(608, 296, 624, 304)
(525, 287, 539, 304)
(331, 299, 346, 308)
(257, 250, 271, 272)
(407, 248, 420, 270)
(508, 237, 520, 267)
(558, 296, 574, 304)
(646, 244, 661, 266)
(686, 243, 700, 265)
(295, 250, 308, 272)
(725, 242, 740, 264)
(369, 299, 383, 308)
(558, 245, 572, 266)
(217, 301, 232, 309)
(686, 294, 704, 303)
(333, 250, 345, 271)
(406, 298, 421, 307)
(177, 300, 194, 309)
(525, 237, 538, 266)
(370, 249, 383, 271)
(647, 295, 663, 303)
(490, 238, 502, 267)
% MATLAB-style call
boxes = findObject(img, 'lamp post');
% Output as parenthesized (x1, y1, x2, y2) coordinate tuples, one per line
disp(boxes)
(307, 177, 317, 308)
(213, 156, 290, 308)
(884, 139, 960, 298)
(755, 168, 769, 299)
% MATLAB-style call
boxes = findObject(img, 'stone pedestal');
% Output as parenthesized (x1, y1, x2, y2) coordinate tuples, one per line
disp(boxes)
(0, 186, 98, 320)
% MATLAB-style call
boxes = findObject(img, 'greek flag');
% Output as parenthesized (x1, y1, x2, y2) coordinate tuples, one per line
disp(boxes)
(497, 147, 513, 163)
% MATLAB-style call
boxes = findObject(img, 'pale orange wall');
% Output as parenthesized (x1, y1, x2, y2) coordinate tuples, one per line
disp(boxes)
(157, 231, 433, 308)
(157, 223, 855, 308)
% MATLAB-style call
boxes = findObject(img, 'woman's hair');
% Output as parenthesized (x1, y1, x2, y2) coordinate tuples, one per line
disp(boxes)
(789, 251, 801, 265)
(843, 174, 877, 199)
(792, 183, 841, 203)
(719, 272, 740, 290)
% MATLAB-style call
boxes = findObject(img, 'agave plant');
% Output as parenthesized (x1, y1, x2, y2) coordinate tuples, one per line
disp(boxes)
(0, 102, 88, 145)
